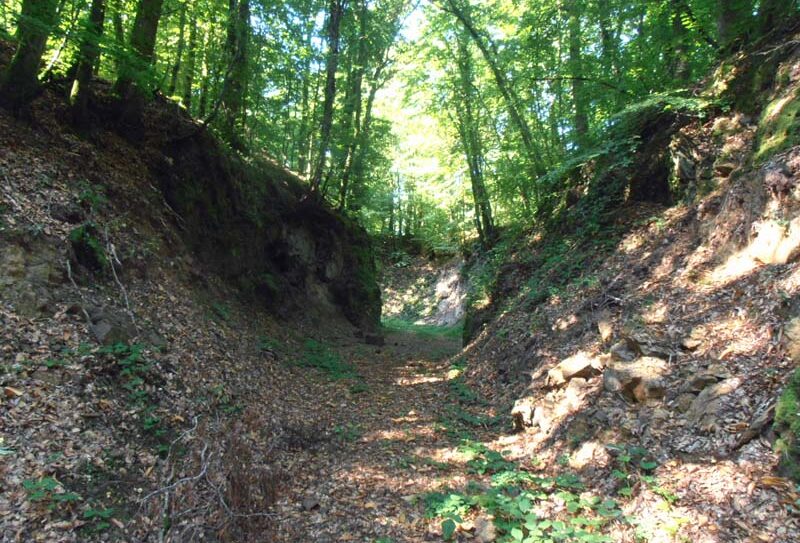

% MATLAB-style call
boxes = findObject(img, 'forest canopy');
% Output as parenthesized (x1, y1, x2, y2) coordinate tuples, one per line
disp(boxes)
(0, 0, 795, 252)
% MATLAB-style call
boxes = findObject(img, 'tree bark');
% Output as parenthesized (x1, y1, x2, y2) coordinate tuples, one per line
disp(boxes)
(69, 0, 106, 125)
(0, 0, 59, 110)
(219, 0, 250, 150)
(168, 1, 187, 96)
(453, 34, 495, 247)
(182, 8, 198, 110)
(311, 0, 348, 193)
(566, 0, 588, 149)
(113, 0, 165, 134)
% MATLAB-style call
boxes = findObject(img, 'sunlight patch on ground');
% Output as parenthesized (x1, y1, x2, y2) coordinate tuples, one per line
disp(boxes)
(394, 374, 443, 386)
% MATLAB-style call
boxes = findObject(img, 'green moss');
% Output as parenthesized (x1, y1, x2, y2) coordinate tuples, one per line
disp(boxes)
(68, 224, 108, 270)
(775, 367, 800, 481)
(755, 89, 800, 163)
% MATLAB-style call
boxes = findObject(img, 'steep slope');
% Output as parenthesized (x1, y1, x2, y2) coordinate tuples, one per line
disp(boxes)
(0, 56, 380, 541)
(449, 26, 800, 543)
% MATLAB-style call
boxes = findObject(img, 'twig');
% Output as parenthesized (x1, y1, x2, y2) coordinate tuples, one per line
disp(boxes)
(204, 471, 278, 520)
(103, 228, 139, 335)
(140, 443, 212, 504)
(65, 260, 93, 326)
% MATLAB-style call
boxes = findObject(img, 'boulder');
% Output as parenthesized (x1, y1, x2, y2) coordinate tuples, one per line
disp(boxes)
(686, 377, 741, 426)
(750, 218, 800, 265)
(86, 306, 137, 345)
(474, 516, 496, 543)
(785, 317, 800, 360)
(511, 397, 535, 431)
(603, 356, 668, 403)
(547, 351, 605, 386)
(609, 337, 641, 362)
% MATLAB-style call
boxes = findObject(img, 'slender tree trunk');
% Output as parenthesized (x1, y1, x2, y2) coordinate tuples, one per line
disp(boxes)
(441, 0, 544, 181)
(671, 6, 691, 82)
(112, 0, 125, 73)
(198, 29, 213, 117)
(114, 0, 165, 134)
(566, 0, 588, 149)
(0, 0, 59, 110)
(453, 34, 494, 247)
(338, 0, 368, 209)
(69, 0, 106, 125)
(168, 1, 187, 96)
(182, 8, 198, 110)
(311, 0, 348, 193)
(220, 0, 250, 150)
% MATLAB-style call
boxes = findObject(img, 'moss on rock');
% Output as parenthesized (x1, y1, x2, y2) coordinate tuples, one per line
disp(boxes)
(775, 367, 800, 481)
(756, 89, 800, 163)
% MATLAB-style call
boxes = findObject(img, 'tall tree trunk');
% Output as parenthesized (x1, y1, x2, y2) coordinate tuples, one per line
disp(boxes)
(114, 0, 165, 134)
(69, 0, 106, 125)
(168, 1, 187, 96)
(220, 0, 250, 150)
(0, 0, 59, 110)
(566, 0, 588, 149)
(338, 0, 368, 210)
(112, 0, 125, 73)
(717, 0, 754, 52)
(182, 8, 198, 110)
(311, 0, 348, 193)
(671, 6, 691, 83)
(198, 29, 213, 117)
(453, 34, 494, 247)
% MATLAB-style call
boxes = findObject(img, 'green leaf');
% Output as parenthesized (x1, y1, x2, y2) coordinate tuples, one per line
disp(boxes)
(442, 519, 457, 540)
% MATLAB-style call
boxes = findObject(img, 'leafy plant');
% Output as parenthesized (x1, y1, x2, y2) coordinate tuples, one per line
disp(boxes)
(23, 477, 81, 510)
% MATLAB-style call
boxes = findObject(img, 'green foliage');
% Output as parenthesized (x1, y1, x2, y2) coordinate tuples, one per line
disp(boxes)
(423, 446, 627, 543)
(23, 477, 81, 510)
(83, 507, 115, 533)
(69, 223, 108, 271)
(76, 181, 108, 213)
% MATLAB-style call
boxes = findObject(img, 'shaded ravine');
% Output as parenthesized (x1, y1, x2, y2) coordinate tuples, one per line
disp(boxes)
(272, 329, 476, 542)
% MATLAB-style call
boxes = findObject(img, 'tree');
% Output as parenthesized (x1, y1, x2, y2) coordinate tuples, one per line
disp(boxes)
(69, 0, 106, 124)
(114, 0, 165, 132)
(311, 0, 348, 193)
(0, 0, 59, 110)
(451, 32, 495, 246)
(219, 0, 251, 149)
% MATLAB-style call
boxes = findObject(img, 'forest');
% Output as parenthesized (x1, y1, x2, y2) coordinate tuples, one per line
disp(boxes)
(0, 0, 790, 251)
(3, 0, 800, 542)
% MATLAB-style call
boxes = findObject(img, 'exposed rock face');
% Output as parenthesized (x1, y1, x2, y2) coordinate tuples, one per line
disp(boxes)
(604, 356, 668, 403)
(155, 132, 381, 332)
(686, 377, 742, 427)
(547, 351, 605, 386)
(0, 233, 64, 316)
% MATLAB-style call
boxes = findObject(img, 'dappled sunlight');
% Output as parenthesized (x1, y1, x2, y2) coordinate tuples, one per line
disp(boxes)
(394, 373, 444, 386)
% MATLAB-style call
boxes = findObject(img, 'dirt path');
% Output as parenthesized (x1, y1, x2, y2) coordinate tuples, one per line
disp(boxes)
(273, 330, 474, 542)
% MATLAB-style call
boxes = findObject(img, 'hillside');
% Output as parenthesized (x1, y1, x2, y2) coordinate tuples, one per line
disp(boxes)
(0, 48, 383, 541)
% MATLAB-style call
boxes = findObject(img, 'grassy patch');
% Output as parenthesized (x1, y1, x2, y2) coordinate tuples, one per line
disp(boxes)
(296, 339, 361, 381)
